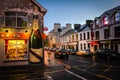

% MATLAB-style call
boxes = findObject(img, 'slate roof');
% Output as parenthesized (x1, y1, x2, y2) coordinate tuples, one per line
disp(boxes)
(61, 29, 77, 37)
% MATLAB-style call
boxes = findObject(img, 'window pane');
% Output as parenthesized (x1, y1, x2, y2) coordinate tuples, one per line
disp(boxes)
(103, 17, 108, 25)
(17, 17, 27, 27)
(115, 13, 120, 22)
(5, 17, 16, 27)
(5, 40, 27, 60)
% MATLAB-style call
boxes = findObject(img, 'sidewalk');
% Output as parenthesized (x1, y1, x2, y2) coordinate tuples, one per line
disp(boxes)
(0, 51, 66, 75)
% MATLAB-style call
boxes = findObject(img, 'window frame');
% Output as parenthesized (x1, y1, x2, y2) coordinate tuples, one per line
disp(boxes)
(115, 12, 120, 22)
(4, 11, 28, 28)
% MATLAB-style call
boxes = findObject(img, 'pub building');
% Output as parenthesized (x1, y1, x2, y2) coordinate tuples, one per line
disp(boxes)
(0, 0, 47, 66)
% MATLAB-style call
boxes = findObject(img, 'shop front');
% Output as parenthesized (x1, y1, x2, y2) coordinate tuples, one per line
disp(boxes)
(0, 0, 47, 66)
(0, 31, 30, 66)
(68, 41, 78, 51)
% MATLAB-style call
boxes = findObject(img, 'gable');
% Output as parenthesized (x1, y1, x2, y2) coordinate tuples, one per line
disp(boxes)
(0, 0, 47, 15)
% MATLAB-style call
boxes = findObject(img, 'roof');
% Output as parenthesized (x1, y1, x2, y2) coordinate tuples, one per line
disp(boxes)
(78, 24, 91, 32)
(32, 0, 47, 14)
(100, 5, 120, 17)
(61, 29, 76, 37)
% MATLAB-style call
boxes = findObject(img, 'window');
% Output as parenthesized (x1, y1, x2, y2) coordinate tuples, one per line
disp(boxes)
(114, 26, 120, 38)
(76, 34, 78, 41)
(72, 35, 74, 41)
(80, 44, 82, 50)
(87, 32, 90, 39)
(104, 29, 109, 39)
(95, 31, 99, 40)
(80, 33, 82, 40)
(95, 20, 99, 28)
(5, 40, 28, 61)
(83, 33, 85, 40)
(115, 12, 120, 22)
(103, 16, 108, 25)
(5, 12, 28, 28)
(84, 43, 86, 50)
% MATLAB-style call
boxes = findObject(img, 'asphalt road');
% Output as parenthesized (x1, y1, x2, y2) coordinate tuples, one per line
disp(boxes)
(48, 54, 120, 80)
(0, 51, 120, 80)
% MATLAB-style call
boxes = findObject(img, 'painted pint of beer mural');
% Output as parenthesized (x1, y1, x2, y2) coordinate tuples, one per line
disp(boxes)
(0, 0, 47, 66)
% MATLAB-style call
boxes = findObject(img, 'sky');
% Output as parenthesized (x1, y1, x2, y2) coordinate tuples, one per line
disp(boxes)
(37, 0, 120, 34)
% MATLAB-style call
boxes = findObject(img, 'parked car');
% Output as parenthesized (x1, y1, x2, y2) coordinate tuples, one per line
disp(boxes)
(95, 49, 118, 59)
(76, 49, 92, 56)
(76, 50, 84, 56)
(66, 48, 72, 54)
(70, 49, 77, 55)
(54, 48, 68, 59)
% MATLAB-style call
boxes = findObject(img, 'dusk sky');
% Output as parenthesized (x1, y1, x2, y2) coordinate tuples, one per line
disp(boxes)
(38, 0, 120, 34)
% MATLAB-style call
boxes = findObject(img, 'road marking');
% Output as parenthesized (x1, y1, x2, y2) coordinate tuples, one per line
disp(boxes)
(104, 66, 112, 72)
(65, 70, 88, 80)
(77, 60, 90, 63)
(45, 69, 65, 74)
(73, 66, 112, 80)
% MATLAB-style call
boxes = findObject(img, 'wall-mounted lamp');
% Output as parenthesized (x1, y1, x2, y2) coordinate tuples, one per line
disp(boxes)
(25, 30, 28, 33)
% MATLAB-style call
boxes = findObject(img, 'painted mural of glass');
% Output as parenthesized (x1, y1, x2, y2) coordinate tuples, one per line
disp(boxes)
(5, 40, 28, 60)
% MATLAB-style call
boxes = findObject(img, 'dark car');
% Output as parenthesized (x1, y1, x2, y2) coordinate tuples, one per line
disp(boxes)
(96, 49, 118, 59)
(70, 49, 77, 55)
(54, 48, 68, 59)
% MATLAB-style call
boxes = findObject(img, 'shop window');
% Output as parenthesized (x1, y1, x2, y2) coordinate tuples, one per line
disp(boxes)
(5, 12, 28, 28)
(5, 40, 28, 61)
(115, 12, 120, 22)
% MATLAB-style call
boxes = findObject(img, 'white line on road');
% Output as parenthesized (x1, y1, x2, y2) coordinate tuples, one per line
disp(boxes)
(77, 60, 90, 63)
(65, 70, 88, 80)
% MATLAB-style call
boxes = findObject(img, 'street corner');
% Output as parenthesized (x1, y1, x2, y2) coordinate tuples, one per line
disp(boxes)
(44, 60, 66, 72)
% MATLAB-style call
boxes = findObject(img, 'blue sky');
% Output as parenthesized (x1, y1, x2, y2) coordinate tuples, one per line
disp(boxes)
(37, 0, 120, 34)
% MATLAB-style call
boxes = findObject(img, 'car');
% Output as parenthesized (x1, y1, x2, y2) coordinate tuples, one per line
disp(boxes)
(95, 49, 118, 59)
(76, 49, 92, 56)
(54, 48, 68, 59)
(66, 48, 72, 54)
(76, 50, 84, 56)
(70, 49, 77, 55)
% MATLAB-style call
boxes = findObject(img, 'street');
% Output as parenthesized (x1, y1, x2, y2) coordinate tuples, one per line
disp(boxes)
(47, 51, 120, 80)
(0, 50, 120, 80)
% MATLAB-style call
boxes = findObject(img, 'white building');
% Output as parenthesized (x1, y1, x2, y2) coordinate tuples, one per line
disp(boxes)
(78, 24, 92, 51)
(92, 6, 120, 54)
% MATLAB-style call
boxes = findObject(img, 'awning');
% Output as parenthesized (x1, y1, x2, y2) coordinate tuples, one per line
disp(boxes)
(90, 41, 98, 45)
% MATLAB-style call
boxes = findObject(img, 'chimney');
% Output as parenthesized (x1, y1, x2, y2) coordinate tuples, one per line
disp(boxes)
(74, 24, 81, 31)
(86, 20, 93, 25)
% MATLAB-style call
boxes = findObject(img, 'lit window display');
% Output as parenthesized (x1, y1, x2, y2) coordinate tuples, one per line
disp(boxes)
(5, 40, 28, 61)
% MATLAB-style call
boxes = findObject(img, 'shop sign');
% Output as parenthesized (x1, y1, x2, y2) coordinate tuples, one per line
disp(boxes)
(100, 40, 111, 44)
(0, 32, 30, 39)
(112, 40, 120, 44)
(68, 42, 77, 45)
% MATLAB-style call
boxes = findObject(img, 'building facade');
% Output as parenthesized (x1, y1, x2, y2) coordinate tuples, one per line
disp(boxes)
(0, 0, 47, 66)
(92, 6, 120, 53)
